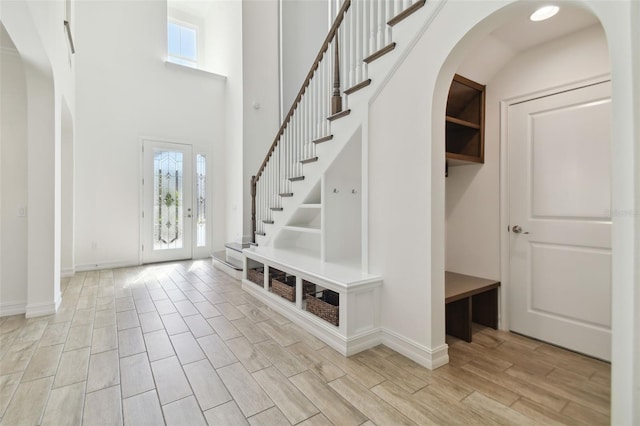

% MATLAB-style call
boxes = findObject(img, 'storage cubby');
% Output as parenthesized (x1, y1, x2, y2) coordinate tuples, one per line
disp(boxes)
(304, 181, 322, 205)
(446, 74, 485, 164)
(306, 288, 340, 326)
(246, 263, 265, 287)
(270, 269, 297, 302)
(241, 247, 382, 356)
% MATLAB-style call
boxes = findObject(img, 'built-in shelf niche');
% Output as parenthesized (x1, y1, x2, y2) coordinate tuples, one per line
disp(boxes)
(446, 74, 485, 166)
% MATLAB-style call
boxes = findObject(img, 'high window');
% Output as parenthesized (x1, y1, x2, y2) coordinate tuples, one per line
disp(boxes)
(167, 21, 197, 67)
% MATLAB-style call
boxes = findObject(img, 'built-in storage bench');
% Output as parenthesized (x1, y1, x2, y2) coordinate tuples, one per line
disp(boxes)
(445, 271, 500, 342)
(242, 246, 382, 356)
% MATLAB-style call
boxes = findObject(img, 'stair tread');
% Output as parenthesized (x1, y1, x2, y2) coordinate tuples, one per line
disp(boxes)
(364, 43, 396, 64)
(225, 242, 250, 253)
(255, 231, 266, 236)
(270, 207, 283, 211)
(263, 220, 274, 224)
(388, 0, 426, 26)
(300, 157, 319, 164)
(289, 176, 305, 182)
(212, 250, 243, 271)
(328, 109, 351, 121)
(344, 79, 372, 95)
(313, 135, 333, 144)
(279, 193, 294, 197)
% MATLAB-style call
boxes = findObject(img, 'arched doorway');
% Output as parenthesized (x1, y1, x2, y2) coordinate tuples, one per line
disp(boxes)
(1, 1, 62, 317)
(439, 3, 610, 359)
(429, 1, 638, 422)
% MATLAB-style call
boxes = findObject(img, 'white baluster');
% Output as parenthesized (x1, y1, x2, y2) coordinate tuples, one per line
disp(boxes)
(377, 0, 384, 49)
(386, 0, 392, 45)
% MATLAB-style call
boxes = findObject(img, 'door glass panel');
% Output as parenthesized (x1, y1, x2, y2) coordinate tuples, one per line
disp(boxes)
(153, 150, 184, 250)
(196, 154, 206, 247)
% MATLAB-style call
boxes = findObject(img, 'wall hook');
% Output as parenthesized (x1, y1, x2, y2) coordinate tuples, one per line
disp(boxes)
(351, 189, 358, 194)
(333, 188, 339, 193)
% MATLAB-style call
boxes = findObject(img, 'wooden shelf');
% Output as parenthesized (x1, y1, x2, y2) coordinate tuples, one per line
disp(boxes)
(446, 116, 480, 129)
(445, 74, 485, 165)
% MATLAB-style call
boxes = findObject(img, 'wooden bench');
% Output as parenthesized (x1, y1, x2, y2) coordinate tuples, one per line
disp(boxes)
(445, 271, 500, 342)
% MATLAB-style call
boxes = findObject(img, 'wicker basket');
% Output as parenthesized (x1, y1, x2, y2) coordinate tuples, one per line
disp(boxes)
(247, 268, 264, 286)
(302, 280, 316, 300)
(306, 290, 339, 326)
(271, 275, 297, 302)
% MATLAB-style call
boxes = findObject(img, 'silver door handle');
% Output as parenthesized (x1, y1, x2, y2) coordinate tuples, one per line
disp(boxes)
(512, 225, 529, 234)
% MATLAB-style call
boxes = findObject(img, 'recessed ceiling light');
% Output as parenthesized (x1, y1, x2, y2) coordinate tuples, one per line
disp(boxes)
(530, 5, 559, 21)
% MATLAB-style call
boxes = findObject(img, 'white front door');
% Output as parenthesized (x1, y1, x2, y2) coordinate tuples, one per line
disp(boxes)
(142, 140, 193, 264)
(508, 81, 612, 361)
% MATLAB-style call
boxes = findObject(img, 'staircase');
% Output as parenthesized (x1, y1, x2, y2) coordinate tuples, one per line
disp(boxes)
(242, 0, 444, 355)
(252, 0, 437, 250)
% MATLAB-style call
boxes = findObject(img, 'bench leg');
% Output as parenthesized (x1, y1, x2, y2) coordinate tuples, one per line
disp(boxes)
(472, 288, 498, 329)
(445, 297, 472, 342)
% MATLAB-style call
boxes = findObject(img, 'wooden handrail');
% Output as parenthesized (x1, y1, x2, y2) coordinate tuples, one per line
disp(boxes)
(253, 0, 351, 183)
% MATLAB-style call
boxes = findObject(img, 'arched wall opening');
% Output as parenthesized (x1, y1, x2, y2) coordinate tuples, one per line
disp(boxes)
(61, 98, 75, 277)
(1, 0, 62, 317)
(429, 1, 638, 423)
(0, 22, 28, 315)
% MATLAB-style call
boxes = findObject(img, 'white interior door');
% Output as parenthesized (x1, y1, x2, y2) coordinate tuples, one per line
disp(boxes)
(142, 140, 193, 264)
(508, 81, 612, 361)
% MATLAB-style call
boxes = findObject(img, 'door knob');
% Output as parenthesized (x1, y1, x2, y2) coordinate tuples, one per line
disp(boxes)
(512, 225, 529, 234)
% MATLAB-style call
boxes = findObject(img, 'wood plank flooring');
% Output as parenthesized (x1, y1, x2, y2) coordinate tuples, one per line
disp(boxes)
(0, 260, 610, 425)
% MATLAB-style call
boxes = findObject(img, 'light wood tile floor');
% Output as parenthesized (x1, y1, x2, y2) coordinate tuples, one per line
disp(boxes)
(0, 260, 610, 425)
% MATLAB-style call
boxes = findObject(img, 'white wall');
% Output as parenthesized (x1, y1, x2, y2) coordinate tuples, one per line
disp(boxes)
(0, 40, 28, 314)
(74, 1, 226, 269)
(242, 0, 281, 242)
(0, 0, 75, 317)
(445, 24, 610, 281)
(203, 1, 243, 244)
(61, 100, 74, 276)
(367, 0, 638, 421)
(280, 0, 329, 117)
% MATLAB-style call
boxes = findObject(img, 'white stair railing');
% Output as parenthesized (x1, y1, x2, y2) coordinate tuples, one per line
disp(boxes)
(251, 0, 424, 241)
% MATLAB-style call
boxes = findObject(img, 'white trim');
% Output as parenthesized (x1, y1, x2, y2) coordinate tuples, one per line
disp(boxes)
(61, 267, 75, 278)
(382, 328, 449, 370)
(0, 302, 26, 317)
(25, 297, 60, 318)
(163, 61, 226, 81)
(498, 74, 611, 331)
(75, 259, 139, 272)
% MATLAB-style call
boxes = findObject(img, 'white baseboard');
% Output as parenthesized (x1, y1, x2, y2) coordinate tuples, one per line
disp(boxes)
(75, 259, 139, 272)
(25, 296, 61, 318)
(382, 328, 449, 370)
(346, 328, 383, 356)
(0, 301, 26, 317)
(240, 279, 448, 366)
(61, 267, 75, 278)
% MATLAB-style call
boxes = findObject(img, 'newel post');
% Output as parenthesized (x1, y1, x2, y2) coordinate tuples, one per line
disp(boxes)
(332, 32, 342, 115)
(250, 176, 257, 243)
